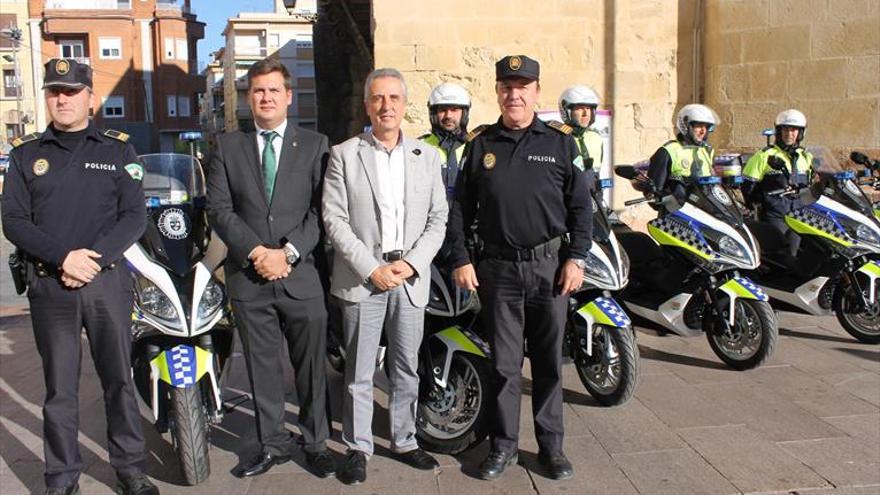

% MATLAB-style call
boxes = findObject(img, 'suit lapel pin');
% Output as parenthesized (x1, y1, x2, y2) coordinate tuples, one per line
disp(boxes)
(412, 148, 421, 155)
(291, 141, 298, 147)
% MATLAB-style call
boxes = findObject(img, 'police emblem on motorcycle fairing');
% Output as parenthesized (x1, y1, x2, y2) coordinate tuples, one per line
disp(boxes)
(711, 185, 733, 206)
(32, 158, 50, 176)
(158, 208, 189, 240)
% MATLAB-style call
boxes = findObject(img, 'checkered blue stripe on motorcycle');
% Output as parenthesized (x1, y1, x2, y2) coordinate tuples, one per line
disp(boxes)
(734, 276, 768, 301)
(596, 297, 631, 327)
(651, 214, 712, 256)
(166, 345, 196, 387)
(791, 206, 839, 236)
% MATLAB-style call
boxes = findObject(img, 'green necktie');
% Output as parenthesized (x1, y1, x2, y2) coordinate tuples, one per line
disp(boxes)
(261, 130, 278, 200)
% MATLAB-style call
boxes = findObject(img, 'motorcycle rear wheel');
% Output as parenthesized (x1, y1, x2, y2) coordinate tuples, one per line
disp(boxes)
(170, 386, 211, 485)
(575, 325, 639, 406)
(704, 299, 778, 370)
(834, 280, 880, 344)
(416, 353, 490, 455)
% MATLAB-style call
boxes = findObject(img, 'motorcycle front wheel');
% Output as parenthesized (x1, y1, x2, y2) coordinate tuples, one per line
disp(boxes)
(704, 299, 778, 370)
(169, 386, 211, 485)
(416, 353, 490, 455)
(833, 279, 880, 344)
(574, 325, 639, 406)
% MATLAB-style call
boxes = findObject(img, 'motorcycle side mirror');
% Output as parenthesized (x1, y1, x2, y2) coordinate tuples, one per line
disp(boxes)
(614, 165, 637, 179)
(851, 151, 871, 166)
(761, 128, 775, 137)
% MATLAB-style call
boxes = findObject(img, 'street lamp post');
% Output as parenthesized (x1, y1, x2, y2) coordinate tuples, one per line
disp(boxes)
(1, 26, 24, 139)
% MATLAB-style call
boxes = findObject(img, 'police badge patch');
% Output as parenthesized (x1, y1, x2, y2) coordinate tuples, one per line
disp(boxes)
(483, 152, 496, 170)
(33, 158, 50, 176)
(158, 208, 189, 240)
(56, 59, 70, 75)
(573, 155, 585, 171)
(124, 163, 144, 181)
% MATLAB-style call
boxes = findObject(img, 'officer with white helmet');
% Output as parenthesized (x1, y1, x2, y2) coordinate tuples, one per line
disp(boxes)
(647, 103, 718, 203)
(558, 85, 603, 172)
(420, 83, 471, 200)
(742, 109, 813, 255)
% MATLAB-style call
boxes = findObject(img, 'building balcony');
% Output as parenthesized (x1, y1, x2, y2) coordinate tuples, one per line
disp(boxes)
(156, 1, 190, 14)
(234, 46, 268, 60)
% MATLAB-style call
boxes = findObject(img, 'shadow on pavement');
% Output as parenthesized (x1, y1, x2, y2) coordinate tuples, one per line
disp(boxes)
(637, 344, 727, 370)
(779, 327, 857, 344)
(834, 347, 880, 362)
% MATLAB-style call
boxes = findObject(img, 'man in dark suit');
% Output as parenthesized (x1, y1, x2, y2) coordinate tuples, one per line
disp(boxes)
(206, 58, 334, 479)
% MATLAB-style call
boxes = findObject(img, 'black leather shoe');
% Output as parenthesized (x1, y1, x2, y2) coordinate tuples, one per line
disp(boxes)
(337, 450, 367, 485)
(233, 451, 291, 478)
(396, 448, 439, 470)
(45, 484, 80, 495)
(115, 473, 159, 495)
(305, 450, 336, 478)
(538, 450, 573, 480)
(478, 450, 518, 480)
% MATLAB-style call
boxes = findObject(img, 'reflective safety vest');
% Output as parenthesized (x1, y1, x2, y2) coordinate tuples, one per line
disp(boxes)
(743, 145, 813, 184)
(663, 140, 715, 179)
(420, 133, 465, 164)
(575, 128, 603, 172)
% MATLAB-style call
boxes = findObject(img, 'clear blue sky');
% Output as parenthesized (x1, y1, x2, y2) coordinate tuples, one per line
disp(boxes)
(191, 0, 274, 70)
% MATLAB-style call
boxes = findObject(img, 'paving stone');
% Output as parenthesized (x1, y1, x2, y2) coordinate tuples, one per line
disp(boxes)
(569, 398, 686, 455)
(823, 372, 880, 407)
(246, 472, 341, 495)
(773, 338, 867, 376)
(747, 366, 879, 418)
(822, 414, 880, 445)
(778, 436, 880, 487)
(519, 436, 638, 495)
(694, 380, 847, 442)
(613, 448, 739, 495)
(634, 372, 741, 429)
(436, 458, 535, 495)
(678, 424, 830, 493)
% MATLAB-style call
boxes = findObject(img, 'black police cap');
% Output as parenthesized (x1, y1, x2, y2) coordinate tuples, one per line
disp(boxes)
(495, 55, 540, 81)
(43, 58, 93, 90)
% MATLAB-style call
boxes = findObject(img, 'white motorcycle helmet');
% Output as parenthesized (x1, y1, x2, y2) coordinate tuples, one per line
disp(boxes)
(675, 104, 718, 145)
(428, 83, 471, 132)
(774, 108, 807, 145)
(558, 85, 600, 127)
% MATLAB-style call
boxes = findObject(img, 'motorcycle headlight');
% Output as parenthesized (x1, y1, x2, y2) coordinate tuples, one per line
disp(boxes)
(854, 223, 880, 249)
(703, 228, 752, 266)
(618, 244, 631, 283)
(583, 251, 616, 287)
(137, 278, 178, 321)
(197, 279, 225, 321)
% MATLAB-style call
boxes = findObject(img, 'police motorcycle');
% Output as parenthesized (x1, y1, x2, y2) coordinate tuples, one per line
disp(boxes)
(613, 165, 778, 370)
(564, 171, 639, 406)
(850, 151, 880, 220)
(745, 148, 880, 344)
(124, 152, 234, 485)
(326, 265, 493, 455)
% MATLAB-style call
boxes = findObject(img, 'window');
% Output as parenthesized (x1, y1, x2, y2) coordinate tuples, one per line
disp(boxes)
(59, 40, 85, 59)
(268, 33, 280, 47)
(3, 70, 18, 98)
(177, 95, 190, 117)
(102, 96, 124, 118)
(99, 37, 121, 59)
(164, 37, 175, 60)
(176, 39, 188, 61)
(294, 62, 315, 78)
(167, 95, 177, 117)
(0, 14, 16, 49)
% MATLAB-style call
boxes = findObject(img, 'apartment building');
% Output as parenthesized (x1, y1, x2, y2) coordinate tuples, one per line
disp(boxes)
(1, 0, 37, 145)
(28, 0, 205, 152)
(203, 0, 317, 138)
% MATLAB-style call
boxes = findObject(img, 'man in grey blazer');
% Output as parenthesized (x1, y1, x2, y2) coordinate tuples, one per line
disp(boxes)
(206, 58, 334, 479)
(322, 68, 448, 485)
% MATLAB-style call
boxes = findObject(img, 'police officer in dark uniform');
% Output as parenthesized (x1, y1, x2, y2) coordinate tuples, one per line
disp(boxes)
(1, 59, 158, 495)
(447, 55, 593, 481)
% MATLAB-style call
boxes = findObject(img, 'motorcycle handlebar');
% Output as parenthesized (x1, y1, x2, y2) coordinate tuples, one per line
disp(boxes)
(625, 197, 650, 206)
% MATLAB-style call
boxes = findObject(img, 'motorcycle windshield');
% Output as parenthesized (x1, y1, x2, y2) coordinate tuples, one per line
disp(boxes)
(139, 154, 208, 276)
(592, 190, 611, 242)
(688, 179, 744, 226)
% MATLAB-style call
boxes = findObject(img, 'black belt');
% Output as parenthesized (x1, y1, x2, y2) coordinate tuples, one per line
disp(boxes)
(382, 250, 404, 262)
(30, 259, 117, 278)
(482, 236, 564, 262)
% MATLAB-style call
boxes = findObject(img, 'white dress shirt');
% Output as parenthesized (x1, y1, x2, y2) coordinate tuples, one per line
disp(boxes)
(370, 132, 406, 252)
(249, 119, 299, 261)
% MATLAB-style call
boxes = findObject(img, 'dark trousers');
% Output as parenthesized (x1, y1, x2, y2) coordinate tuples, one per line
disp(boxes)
(766, 216, 801, 257)
(476, 253, 567, 455)
(28, 267, 145, 488)
(232, 291, 330, 456)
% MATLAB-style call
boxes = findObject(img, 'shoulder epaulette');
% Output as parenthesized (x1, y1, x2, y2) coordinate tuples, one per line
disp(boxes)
(466, 124, 489, 143)
(417, 132, 432, 140)
(546, 120, 573, 135)
(103, 129, 130, 142)
(11, 132, 41, 148)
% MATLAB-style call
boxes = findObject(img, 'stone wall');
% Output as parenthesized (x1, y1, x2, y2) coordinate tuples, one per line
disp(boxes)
(704, 0, 880, 159)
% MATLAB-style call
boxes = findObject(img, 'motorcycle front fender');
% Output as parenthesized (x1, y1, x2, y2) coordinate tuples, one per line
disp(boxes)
(147, 344, 221, 421)
(717, 276, 769, 326)
(855, 260, 880, 304)
(429, 326, 490, 389)
(573, 296, 632, 357)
